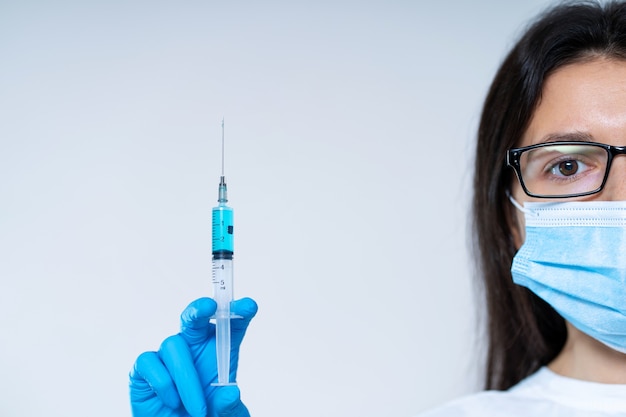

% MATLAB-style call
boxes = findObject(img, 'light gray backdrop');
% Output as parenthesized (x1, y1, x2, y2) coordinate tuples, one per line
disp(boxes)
(1, 1, 559, 416)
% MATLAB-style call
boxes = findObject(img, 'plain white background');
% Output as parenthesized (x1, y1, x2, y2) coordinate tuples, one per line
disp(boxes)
(0, 1, 560, 416)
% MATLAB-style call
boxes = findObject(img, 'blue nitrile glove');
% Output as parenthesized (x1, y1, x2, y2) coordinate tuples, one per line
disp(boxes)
(129, 297, 258, 417)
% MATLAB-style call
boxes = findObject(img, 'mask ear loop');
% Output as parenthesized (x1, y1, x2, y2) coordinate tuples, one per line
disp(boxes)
(506, 191, 538, 216)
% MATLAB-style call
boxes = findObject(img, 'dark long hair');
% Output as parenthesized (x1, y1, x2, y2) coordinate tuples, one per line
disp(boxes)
(473, 0, 626, 390)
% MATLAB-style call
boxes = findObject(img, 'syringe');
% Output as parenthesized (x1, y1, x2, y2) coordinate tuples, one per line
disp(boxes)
(211, 119, 236, 386)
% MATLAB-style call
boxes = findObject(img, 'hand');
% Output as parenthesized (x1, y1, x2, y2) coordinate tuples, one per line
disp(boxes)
(129, 297, 258, 417)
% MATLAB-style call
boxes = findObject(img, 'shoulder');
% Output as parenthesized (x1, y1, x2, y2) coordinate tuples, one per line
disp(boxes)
(414, 389, 531, 417)
(413, 367, 626, 417)
(413, 368, 554, 417)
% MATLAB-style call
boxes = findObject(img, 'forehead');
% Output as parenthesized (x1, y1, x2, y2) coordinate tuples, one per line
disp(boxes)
(520, 58, 626, 147)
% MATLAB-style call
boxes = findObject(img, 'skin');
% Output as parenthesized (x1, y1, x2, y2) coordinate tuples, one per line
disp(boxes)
(510, 57, 626, 384)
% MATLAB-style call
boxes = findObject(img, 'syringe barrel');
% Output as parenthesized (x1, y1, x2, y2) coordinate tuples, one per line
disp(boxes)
(211, 203, 235, 386)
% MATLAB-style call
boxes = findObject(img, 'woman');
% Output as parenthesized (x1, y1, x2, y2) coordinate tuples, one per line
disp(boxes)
(420, 1, 626, 413)
(129, 1, 626, 416)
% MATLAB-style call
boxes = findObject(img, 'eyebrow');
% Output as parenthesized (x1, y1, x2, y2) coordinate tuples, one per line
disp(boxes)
(538, 131, 595, 144)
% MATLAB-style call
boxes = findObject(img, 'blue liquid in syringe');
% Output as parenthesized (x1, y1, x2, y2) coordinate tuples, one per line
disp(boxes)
(212, 204, 233, 257)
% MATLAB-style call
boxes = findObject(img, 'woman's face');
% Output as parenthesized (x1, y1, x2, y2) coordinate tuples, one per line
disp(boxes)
(511, 57, 626, 247)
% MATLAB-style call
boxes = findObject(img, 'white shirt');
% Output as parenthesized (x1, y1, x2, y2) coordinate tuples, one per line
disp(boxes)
(418, 367, 626, 416)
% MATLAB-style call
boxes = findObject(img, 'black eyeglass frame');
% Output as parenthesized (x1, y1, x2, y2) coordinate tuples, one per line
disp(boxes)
(506, 141, 626, 198)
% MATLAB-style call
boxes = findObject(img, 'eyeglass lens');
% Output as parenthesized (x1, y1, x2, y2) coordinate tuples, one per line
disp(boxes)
(519, 144, 608, 196)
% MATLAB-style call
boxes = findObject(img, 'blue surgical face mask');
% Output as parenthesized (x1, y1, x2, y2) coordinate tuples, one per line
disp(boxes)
(510, 198, 626, 354)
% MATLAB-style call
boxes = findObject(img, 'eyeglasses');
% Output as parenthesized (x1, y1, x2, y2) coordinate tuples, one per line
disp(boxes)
(506, 141, 626, 198)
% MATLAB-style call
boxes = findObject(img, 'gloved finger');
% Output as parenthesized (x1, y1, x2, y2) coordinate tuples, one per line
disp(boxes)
(130, 351, 182, 409)
(213, 385, 251, 417)
(159, 335, 207, 417)
(230, 297, 258, 349)
(180, 297, 218, 345)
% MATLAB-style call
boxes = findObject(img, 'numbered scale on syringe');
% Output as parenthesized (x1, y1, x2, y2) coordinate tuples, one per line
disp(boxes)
(211, 258, 233, 307)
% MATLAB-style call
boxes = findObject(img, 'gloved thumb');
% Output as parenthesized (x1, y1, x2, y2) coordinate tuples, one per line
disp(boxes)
(213, 385, 250, 417)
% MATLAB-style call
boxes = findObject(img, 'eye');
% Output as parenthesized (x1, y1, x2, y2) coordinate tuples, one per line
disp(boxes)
(547, 157, 591, 178)
(555, 160, 580, 176)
